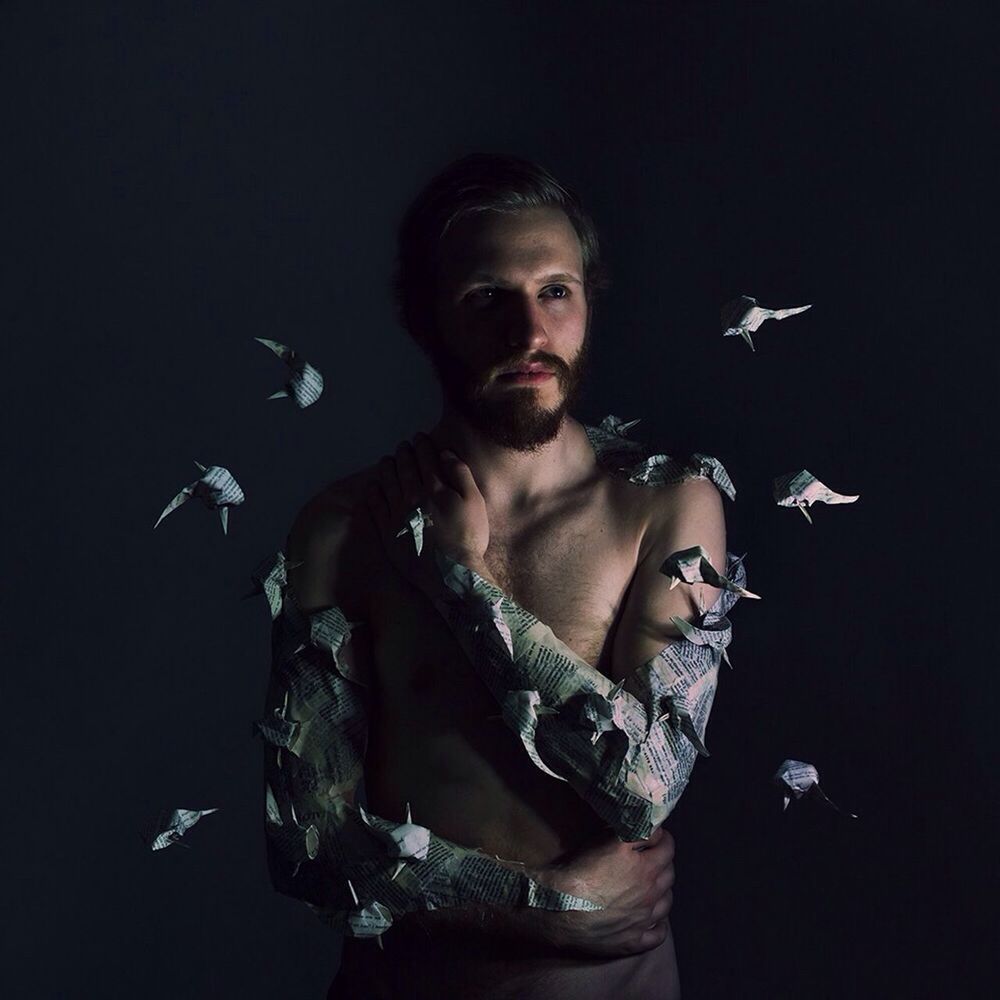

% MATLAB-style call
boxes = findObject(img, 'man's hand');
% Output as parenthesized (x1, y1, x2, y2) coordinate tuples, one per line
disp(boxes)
(534, 825, 676, 957)
(365, 433, 491, 585)
(404, 827, 676, 960)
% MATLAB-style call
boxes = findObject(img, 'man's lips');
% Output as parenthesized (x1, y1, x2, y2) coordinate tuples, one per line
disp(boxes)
(498, 364, 555, 376)
(496, 370, 555, 385)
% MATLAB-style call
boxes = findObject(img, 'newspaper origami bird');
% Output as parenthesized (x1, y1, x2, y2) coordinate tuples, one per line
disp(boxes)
(772, 470, 859, 523)
(577, 678, 628, 745)
(773, 759, 857, 817)
(149, 807, 219, 851)
(243, 550, 304, 618)
(345, 879, 393, 946)
(583, 415, 645, 462)
(472, 594, 514, 659)
(721, 295, 812, 351)
(153, 462, 245, 535)
(254, 337, 324, 408)
(265, 784, 282, 826)
(357, 802, 432, 880)
(660, 545, 761, 600)
(395, 505, 434, 556)
(254, 688, 299, 748)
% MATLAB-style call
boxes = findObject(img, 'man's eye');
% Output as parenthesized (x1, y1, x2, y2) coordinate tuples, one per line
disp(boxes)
(465, 285, 570, 304)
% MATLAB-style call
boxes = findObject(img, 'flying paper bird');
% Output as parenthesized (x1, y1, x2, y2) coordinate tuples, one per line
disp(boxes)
(773, 470, 859, 523)
(149, 807, 219, 851)
(773, 759, 857, 817)
(154, 462, 245, 535)
(660, 545, 760, 599)
(254, 337, 324, 408)
(721, 295, 812, 351)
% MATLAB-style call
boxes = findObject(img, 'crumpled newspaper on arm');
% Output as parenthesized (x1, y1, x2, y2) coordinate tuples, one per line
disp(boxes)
(255, 552, 602, 939)
(427, 547, 747, 843)
(406, 414, 747, 842)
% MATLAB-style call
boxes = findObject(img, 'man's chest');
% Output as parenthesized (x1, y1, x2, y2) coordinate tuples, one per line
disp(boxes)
(365, 482, 651, 695)
(479, 503, 645, 669)
(358, 482, 655, 850)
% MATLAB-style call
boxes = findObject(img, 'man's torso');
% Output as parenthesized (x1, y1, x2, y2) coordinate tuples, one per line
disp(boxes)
(306, 432, 684, 997)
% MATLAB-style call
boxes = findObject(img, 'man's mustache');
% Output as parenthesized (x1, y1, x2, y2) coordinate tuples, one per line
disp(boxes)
(488, 355, 569, 380)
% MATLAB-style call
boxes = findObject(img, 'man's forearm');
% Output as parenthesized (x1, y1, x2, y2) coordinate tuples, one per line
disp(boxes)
(397, 855, 562, 953)
(257, 549, 602, 939)
(414, 542, 744, 841)
(400, 893, 567, 958)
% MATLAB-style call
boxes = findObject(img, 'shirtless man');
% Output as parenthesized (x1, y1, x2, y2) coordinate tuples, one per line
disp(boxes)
(281, 154, 726, 998)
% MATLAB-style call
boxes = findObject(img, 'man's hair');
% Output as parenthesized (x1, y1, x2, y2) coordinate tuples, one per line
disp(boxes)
(391, 152, 610, 349)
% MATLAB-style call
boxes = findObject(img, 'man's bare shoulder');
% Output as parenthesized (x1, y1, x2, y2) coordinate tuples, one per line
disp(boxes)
(630, 475, 727, 566)
(296, 466, 380, 524)
(285, 464, 383, 613)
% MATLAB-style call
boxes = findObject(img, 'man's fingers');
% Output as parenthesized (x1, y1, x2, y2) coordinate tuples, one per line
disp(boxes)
(650, 891, 672, 923)
(440, 450, 481, 499)
(632, 825, 665, 850)
(639, 836, 674, 873)
(394, 441, 422, 507)
(412, 433, 447, 493)
(656, 865, 675, 893)
(655, 828, 675, 860)
(638, 922, 670, 951)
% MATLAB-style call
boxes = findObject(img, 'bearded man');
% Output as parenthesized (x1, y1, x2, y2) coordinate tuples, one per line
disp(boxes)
(266, 153, 733, 999)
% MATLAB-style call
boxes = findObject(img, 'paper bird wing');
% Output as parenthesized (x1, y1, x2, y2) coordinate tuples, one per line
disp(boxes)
(254, 337, 293, 361)
(769, 304, 812, 321)
(153, 483, 195, 528)
(741, 306, 773, 331)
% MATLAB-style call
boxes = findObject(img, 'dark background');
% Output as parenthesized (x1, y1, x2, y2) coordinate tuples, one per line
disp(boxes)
(4, 2, 993, 998)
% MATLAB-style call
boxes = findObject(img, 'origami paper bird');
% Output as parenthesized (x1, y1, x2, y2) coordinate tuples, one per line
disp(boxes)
(721, 295, 812, 351)
(660, 545, 761, 599)
(154, 462, 244, 535)
(149, 807, 219, 851)
(773, 759, 857, 817)
(254, 337, 324, 408)
(773, 470, 859, 523)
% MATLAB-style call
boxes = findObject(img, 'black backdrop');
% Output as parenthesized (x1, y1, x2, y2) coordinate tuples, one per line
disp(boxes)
(4, 3, 993, 998)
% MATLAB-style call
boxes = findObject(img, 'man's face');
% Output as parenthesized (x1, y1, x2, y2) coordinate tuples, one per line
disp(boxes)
(423, 205, 591, 451)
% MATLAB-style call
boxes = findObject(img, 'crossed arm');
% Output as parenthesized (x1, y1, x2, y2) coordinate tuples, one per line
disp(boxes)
(260, 441, 742, 945)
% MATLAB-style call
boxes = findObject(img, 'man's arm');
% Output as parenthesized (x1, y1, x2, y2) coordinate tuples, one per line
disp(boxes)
(461, 476, 727, 685)
(368, 443, 744, 841)
(610, 476, 726, 684)
(402, 823, 677, 958)
(259, 495, 604, 943)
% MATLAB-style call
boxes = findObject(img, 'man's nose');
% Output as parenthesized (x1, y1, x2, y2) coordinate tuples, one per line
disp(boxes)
(505, 295, 549, 350)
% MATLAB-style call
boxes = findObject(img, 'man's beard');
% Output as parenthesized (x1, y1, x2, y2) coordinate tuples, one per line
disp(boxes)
(425, 331, 591, 452)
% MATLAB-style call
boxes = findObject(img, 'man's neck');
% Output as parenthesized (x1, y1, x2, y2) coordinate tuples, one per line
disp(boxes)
(426, 409, 596, 518)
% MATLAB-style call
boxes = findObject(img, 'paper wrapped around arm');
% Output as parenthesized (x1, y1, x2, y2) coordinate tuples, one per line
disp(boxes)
(411, 415, 748, 841)
(427, 546, 747, 841)
(255, 552, 601, 939)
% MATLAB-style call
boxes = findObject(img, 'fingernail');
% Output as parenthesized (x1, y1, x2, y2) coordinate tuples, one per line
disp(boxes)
(441, 449, 457, 460)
